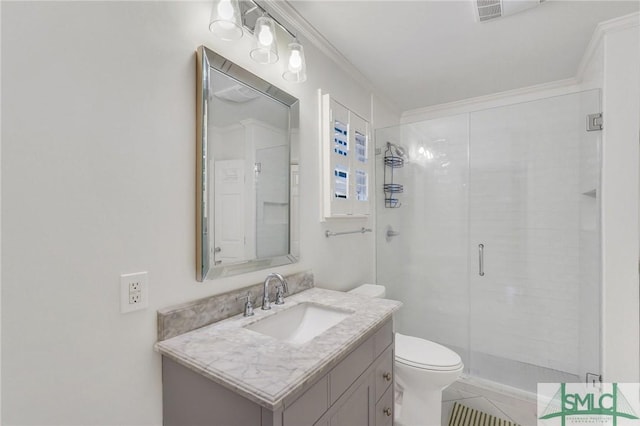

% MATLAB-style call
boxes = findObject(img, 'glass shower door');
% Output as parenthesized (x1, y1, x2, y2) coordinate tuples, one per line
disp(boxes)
(467, 90, 601, 392)
(375, 114, 471, 366)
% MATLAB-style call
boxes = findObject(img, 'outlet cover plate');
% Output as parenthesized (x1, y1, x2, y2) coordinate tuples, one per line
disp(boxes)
(120, 271, 149, 313)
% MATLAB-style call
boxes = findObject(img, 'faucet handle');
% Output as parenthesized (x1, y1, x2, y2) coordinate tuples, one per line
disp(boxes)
(236, 291, 254, 317)
(275, 280, 289, 305)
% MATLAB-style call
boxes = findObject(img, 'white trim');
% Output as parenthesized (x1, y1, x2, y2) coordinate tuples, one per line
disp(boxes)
(597, 10, 640, 34)
(401, 77, 579, 123)
(576, 26, 605, 83)
(267, 1, 399, 112)
(577, 11, 640, 82)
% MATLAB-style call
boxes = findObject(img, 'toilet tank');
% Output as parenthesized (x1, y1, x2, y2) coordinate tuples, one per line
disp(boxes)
(348, 284, 386, 298)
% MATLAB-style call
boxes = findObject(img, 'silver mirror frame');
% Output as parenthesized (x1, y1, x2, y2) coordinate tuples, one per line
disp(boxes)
(196, 45, 299, 281)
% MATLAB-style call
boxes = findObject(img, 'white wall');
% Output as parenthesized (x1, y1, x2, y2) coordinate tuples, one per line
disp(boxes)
(600, 22, 640, 382)
(1, 2, 399, 424)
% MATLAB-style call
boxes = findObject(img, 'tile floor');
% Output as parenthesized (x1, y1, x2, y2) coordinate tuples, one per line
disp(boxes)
(441, 377, 538, 426)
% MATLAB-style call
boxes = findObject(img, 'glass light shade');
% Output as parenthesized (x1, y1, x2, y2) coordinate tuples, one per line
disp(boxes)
(283, 41, 307, 83)
(209, 0, 243, 41)
(250, 15, 278, 64)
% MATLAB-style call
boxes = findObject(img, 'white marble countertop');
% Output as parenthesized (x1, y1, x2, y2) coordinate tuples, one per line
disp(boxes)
(155, 287, 402, 411)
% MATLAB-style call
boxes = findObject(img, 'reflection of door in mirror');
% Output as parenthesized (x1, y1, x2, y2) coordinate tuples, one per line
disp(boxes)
(211, 118, 290, 264)
(214, 160, 247, 265)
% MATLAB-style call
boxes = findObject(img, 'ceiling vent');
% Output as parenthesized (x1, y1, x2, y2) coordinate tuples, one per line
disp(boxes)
(476, 0, 502, 22)
(474, 0, 546, 22)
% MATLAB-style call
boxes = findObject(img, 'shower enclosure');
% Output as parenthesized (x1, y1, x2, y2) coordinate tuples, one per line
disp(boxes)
(375, 90, 601, 393)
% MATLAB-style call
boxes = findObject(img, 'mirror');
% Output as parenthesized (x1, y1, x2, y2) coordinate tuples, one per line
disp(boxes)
(196, 46, 299, 281)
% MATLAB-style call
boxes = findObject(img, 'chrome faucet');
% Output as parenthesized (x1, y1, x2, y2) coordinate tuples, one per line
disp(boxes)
(236, 291, 254, 317)
(262, 273, 289, 310)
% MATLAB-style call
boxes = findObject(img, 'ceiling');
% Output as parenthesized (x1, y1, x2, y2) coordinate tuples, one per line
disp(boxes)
(288, 0, 639, 112)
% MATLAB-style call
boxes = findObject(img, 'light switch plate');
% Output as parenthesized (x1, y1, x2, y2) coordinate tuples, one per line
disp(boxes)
(120, 271, 149, 313)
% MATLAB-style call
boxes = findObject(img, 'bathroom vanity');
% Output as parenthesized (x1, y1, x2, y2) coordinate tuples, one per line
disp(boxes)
(156, 287, 401, 426)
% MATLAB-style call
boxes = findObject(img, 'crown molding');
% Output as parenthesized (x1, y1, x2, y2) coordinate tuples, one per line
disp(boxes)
(576, 11, 640, 82)
(401, 77, 579, 123)
(263, 0, 400, 113)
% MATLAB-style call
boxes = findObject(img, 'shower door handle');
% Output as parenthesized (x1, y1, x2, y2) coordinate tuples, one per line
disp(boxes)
(478, 244, 485, 276)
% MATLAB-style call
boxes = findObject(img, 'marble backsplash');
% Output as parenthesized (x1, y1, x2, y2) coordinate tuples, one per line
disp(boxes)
(157, 271, 314, 341)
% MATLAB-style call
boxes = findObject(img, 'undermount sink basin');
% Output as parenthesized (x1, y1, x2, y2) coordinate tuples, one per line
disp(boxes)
(245, 302, 354, 345)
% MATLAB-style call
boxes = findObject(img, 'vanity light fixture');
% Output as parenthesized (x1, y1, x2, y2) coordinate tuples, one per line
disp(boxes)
(283, 39, 307, 83)
(209, 0, 243, 41)
(250, 14, 278, 64)
(207, 0, 308, 83)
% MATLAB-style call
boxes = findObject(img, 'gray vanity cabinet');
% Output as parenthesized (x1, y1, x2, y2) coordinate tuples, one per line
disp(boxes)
(162, 318, 394, 426)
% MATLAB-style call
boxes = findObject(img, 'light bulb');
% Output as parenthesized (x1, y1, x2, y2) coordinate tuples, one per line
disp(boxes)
(250, 16, 278, 64)
(258, 25, 273, 46)
(418, 146, 425, 155)
(288, 50, 302, 72)
(283, 41, 306, 82)
(209, 0, 242, 39)
(217, 0, 234, 20)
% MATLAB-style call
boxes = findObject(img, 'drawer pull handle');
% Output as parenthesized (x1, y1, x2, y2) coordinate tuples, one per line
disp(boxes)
(383, 408, 392, 417)
(383, 372, 392, 381)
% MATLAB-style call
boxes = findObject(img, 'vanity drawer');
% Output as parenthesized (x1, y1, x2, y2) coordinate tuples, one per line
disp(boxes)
(374, 347, 393, 402)
(284, 376, 329, 426)
(329, 334, 374, 405)
(373, 320, 393, 358)
(375, 386, 394, 426)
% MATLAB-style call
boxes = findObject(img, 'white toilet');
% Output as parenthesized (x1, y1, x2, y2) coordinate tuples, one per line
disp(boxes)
(348, 284, 464, 426)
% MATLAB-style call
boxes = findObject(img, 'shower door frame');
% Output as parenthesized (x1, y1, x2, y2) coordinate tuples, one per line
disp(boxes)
(466, 89, 602, 391)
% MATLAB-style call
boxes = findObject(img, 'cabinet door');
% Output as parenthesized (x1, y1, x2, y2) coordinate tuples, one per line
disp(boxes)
(330, 380, 373, 426)
(326, 96, 351, 217)
(283, 376, 329, 426)
(349, 112, 370, 216)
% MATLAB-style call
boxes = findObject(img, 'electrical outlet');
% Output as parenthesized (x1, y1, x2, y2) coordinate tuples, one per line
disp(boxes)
(120, 272, 148, 313)
(129, 291, 141, 304)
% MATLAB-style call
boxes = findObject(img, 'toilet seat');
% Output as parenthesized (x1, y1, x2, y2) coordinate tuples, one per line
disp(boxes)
(395, 333, 463, 371)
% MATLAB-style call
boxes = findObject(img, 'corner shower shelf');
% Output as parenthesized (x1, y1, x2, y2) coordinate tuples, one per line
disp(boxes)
(383, 183, 403, 193)
(582, 189, 597, 198)
(384, 155, 404, 168)
(383, 143, 404, 208)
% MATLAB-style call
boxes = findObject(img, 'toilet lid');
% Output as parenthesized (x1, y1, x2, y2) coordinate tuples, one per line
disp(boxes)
(395, 333, 463, 371)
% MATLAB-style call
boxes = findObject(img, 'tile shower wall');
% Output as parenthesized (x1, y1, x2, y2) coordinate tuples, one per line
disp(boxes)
(376, 114, 471, 363)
